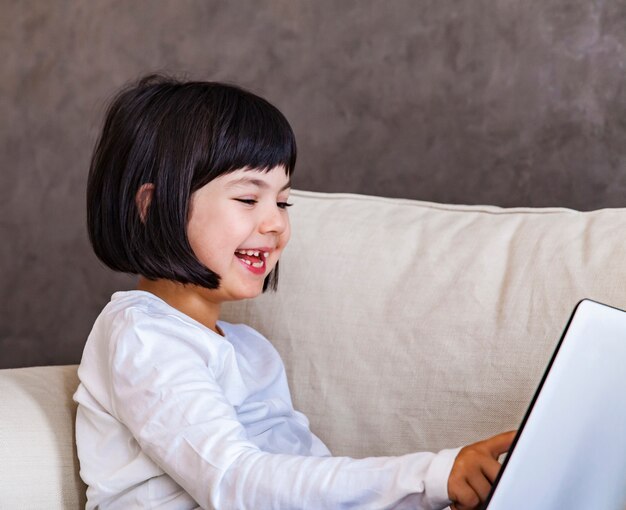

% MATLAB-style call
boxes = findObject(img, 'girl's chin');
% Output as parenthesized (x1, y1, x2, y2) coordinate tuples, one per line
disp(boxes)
(230, 283, 266, 301)
(195, 278, 265, 302)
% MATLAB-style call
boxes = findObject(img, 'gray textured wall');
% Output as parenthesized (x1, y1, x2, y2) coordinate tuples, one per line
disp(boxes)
(2, 0, 626, 368)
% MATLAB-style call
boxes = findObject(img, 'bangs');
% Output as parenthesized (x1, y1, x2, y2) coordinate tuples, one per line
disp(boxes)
(190, 86, 297, 192)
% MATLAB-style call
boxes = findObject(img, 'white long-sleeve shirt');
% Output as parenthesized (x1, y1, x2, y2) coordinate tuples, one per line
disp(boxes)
(74, 290, 459, 509)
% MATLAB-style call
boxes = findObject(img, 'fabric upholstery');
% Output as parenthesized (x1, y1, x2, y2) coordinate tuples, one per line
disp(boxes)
(0, 365, 86, 509)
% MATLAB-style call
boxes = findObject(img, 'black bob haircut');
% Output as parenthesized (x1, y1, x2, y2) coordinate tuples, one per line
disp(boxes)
(87, 74, 296, 291)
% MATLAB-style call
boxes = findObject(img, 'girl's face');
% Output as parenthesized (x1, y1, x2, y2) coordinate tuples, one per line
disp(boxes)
(186, 165, 292, 302)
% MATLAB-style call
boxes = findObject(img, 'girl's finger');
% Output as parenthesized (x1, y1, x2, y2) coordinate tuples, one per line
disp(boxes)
(449, 480, 481, 510)
(480, 456, 503, 484)
(484, 430, 517, 458)
(466, 469, 493, 503)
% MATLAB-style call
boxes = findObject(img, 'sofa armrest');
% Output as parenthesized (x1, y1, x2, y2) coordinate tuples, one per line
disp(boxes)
(0, 365, 86, 509)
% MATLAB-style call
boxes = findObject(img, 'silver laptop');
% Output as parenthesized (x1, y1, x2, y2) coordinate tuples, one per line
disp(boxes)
(484, 299, 626, 510)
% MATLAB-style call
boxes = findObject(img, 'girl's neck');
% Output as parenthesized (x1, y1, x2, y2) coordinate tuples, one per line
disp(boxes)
(136, 276, 223, 336)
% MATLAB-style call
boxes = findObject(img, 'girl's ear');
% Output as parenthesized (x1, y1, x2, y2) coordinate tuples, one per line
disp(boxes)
(135, 183, 155, 223)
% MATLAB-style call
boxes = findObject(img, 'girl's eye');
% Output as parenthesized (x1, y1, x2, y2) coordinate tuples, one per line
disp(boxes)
(234, 199, 292, 209)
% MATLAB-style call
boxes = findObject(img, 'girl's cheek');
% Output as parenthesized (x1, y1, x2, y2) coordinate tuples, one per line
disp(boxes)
(283, 219, 292, 244)
(280, 230, 291, 250)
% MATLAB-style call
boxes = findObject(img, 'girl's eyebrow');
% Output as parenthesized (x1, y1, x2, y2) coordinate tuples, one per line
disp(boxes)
(225, 176, 292, 191)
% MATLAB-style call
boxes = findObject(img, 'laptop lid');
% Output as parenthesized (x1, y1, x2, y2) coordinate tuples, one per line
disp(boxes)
(484, 299, 626, 510)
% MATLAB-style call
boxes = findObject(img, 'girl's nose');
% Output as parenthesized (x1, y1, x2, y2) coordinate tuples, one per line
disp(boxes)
(259, 204, 288, 234)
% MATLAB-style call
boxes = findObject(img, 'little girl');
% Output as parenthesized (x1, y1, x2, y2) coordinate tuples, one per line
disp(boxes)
(75, 74, 514, 510)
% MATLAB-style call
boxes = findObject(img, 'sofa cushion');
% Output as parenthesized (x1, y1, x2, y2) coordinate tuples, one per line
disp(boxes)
(221, 190, 626, 458)
(0, 365, 86, 509)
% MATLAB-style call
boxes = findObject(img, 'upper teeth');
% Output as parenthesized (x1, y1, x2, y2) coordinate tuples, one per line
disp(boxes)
(236, 249, 269, 258)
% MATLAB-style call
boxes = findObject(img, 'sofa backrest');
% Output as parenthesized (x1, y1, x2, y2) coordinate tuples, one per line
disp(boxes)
(221, 190, 626, 457)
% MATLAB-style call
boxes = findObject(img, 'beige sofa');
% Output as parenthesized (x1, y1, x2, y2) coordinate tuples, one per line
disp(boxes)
(3, 190, 626, 508)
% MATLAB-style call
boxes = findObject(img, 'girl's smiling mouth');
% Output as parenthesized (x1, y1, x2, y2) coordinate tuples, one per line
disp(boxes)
(235, 248, 272, 275)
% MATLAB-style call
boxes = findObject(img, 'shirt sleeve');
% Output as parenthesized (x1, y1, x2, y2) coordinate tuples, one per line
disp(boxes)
(107, 310, 459, 510)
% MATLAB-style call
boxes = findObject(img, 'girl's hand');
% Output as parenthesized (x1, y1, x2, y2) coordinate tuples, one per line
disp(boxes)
(447, 430, 516, 510)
